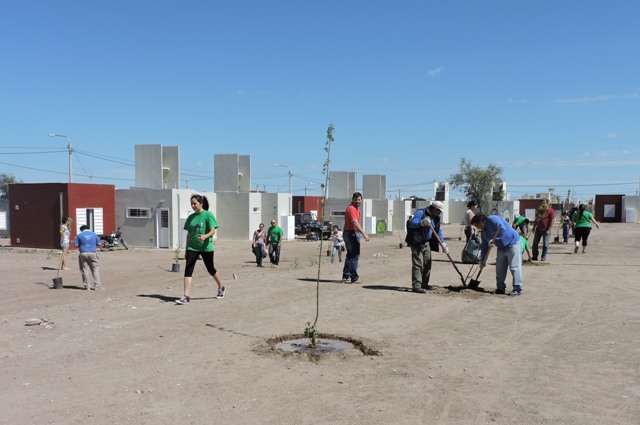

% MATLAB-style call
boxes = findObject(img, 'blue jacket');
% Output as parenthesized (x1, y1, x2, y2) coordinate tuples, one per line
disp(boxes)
(480, 215, 520, 260)
(74, 230, 100, 253)
(406, 208, 444, 250)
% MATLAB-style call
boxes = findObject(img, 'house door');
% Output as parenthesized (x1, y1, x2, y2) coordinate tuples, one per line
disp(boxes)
(158, 209, 169, 248)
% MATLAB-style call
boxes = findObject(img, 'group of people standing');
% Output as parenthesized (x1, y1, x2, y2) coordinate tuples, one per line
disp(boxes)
(57, 189, 600, 303)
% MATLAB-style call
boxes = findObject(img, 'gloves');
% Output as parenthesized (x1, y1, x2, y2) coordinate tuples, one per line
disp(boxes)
(420, 216, 431, 227)
(442, 244, 449, 255)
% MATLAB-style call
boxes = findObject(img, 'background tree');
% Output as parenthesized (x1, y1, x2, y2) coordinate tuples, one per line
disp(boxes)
(0, 173, 22, 199)
(449, 158, 503, 212)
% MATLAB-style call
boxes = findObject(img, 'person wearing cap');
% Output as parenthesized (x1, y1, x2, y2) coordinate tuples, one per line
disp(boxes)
(471, 214, 523, 295)
(404, 201, 448, 293)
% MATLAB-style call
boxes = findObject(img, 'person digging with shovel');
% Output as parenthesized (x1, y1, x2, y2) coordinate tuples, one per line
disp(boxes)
(405, 201, 448, 293)
(471, 214, 524, 296)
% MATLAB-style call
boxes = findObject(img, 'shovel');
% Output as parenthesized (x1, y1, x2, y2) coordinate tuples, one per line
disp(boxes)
(52, 252, 64, 289)
(427, 221, 467, 287)
(467, 224, 502, 289)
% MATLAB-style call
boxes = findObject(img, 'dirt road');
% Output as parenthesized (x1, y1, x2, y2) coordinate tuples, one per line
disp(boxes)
(1, 223, 639, 424)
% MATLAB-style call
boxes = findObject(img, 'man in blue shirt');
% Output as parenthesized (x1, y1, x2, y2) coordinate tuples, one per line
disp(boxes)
(73, 225, 103, 290)
(471, 214, 523, 296)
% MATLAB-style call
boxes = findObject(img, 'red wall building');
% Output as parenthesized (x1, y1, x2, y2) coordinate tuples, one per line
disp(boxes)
(593, 194, 623, 222)
(292, 196, 324, 218)
(9, 183, 115, 249)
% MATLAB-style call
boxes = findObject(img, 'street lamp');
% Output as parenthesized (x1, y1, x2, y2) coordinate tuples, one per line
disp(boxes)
(276, 164, 293, 194)
(49, 133, 73, 183)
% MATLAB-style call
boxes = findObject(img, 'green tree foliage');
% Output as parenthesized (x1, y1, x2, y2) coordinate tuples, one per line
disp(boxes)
(0, 173, 22, 199)
(449, 158, 503, 212)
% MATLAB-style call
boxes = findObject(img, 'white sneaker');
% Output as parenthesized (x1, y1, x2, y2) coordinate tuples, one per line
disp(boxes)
(216, 287, 225, 299)
(175, 295, 190, 305)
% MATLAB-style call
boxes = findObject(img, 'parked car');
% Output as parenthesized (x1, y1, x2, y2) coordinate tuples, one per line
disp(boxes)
(320, 220, 333, 239)
(294, 213, 332, 239)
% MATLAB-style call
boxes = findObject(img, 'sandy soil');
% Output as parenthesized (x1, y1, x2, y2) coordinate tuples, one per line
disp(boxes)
(1, 223, 639, 425)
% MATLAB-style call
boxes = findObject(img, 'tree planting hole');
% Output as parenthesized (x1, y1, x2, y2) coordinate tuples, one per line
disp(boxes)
(260, 333, 381, 361)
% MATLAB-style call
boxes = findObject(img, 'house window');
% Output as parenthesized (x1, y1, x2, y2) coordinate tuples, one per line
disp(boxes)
(127, 208, 151, 218)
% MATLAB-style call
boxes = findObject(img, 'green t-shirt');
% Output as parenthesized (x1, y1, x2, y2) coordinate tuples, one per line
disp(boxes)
(572, 211, 594, 228)
(520, 235, 529, 254)
(513, 216, 527, 227)
(184, 210, 218, 252)
(267, 225, 283, 244)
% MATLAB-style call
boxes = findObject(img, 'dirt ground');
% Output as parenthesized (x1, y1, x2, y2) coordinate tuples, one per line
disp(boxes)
(1, 223, 639, 425)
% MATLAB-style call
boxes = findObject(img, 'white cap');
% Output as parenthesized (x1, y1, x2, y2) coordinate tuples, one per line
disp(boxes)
(430, 201, 445, 212)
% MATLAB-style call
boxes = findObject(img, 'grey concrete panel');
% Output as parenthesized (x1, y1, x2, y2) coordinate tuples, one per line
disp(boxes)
(135, 145, 163, 189)
(363, 175, 386, 200)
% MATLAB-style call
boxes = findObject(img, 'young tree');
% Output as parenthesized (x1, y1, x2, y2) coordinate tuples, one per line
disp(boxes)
(304, 124, 335, 348)
(0, 173, 22, 199)
(449, 158, 503, 212)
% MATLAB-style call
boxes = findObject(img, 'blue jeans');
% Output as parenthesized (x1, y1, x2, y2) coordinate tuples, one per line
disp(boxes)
(268, 243, 280, 265)
(342, 230, 360, 282)
(331, 245, 343, 263)
(532, 230, 550, 260)
(495, 240, 523, 292)
(562, 225, 570, 243)
(254, 243, 266, 266)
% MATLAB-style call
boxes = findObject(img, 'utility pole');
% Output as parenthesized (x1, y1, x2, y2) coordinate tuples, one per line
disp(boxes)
(49, 133, 72, 183)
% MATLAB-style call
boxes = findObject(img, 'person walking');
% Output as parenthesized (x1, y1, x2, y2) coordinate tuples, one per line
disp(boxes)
(463, 201, 478, 242)
(471, 214, 524, 296)
(59, 217, 72, 271)
(405, 201, 447, 293)
(531, 199, 555, 261)
(267, 219, 283, 267)
(571, 204, 600, 254)
(561, 212, 571, 244)
(330, 225, 344, 263)
(175, 194, 225, 305)
(252, 223, 267, 267)
(73, 224, 103, 290)
(341, 192, 370, 284)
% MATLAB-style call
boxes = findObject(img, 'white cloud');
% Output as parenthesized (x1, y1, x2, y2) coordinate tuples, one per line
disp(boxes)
(236, 89, 245, 95)
(507, 98, 528, 104)
(427, 67, 444, 77)
(552, 92, 638, 103)
(603, 132, 619, 140)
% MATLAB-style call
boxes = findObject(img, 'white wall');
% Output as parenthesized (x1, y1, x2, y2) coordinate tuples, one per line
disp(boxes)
(622, 196, 640, 223)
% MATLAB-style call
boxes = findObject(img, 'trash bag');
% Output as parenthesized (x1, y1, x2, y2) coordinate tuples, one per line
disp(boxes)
(461, 235, 482, 264)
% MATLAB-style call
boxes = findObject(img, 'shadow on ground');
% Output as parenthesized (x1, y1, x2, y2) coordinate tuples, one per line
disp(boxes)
(137, 294, 217, 302)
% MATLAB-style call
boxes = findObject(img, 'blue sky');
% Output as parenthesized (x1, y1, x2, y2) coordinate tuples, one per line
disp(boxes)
(2, 1, 639, 202)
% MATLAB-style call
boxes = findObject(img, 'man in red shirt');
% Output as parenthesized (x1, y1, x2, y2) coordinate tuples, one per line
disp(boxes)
(342, 192, 370, 284)
(532, 199, 555, 261)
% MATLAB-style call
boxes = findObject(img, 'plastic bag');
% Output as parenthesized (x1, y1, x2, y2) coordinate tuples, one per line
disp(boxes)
(461, 235, 481, 264)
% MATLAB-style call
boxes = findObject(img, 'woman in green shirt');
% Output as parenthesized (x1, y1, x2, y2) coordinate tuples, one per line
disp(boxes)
(571, 204, 600, 254)
(176, 194, 225, 304)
